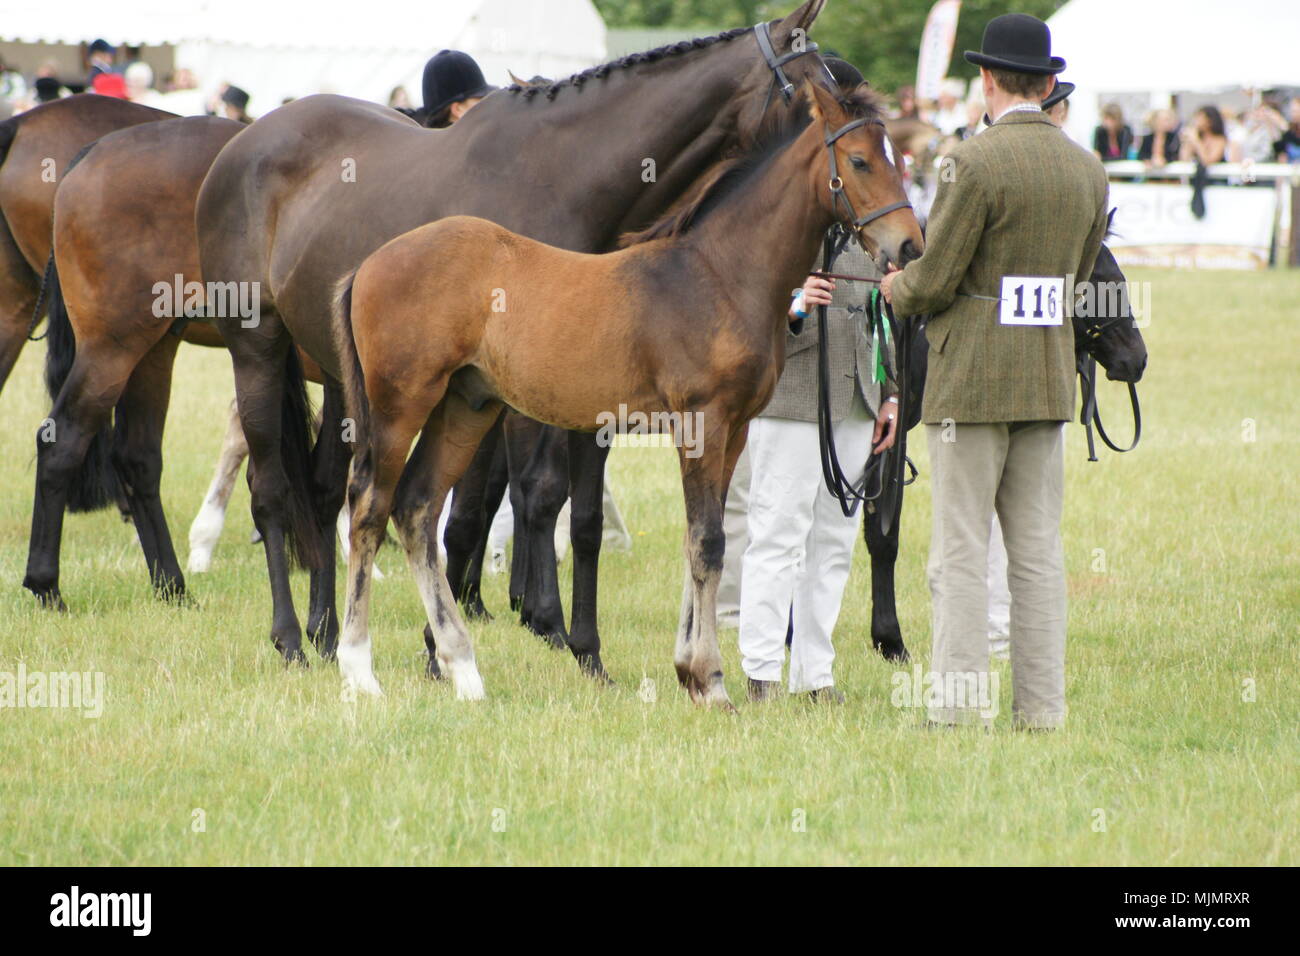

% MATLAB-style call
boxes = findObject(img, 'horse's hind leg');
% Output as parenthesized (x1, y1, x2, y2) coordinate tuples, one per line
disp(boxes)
(566, 431, 611, 680)
(110, 332, 186, 600)
(305, 378, 351, 660)
(187, 398, 247, 573)
(393, 392, 501, 700)
(227, 314, 321, 664)
(23, 343, 136, 608)
(0, 225, 37, 393)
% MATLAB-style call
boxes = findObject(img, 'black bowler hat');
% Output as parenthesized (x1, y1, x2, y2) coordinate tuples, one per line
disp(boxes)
(1042, 80, 1074, 111)
(422, 50, 498, 115)
(964, 13, 1066, 75)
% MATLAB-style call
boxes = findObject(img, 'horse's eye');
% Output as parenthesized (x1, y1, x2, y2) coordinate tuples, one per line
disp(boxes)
(850, 156, 869, 171)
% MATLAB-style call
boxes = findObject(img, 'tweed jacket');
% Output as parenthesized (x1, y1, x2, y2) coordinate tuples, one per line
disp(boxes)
(760, 235, 896, 423)
(890, 109, 1109, 424)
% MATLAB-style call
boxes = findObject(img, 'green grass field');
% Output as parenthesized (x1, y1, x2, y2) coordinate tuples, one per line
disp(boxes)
(0, 267, 1295, 865)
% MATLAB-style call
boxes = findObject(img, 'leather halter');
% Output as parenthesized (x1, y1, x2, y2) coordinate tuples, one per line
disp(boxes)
(824, 117, 913, 232)
(753, 20, 829, 114)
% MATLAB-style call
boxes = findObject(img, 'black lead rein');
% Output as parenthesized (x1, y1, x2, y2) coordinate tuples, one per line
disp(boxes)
(1078, 354, 1141, 461)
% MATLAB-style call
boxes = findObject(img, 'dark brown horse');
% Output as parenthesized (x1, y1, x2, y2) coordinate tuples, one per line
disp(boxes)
(196, 1, 837, 672)
(23, 116, 247, 609)
(0, 95, 171, 392)
(332, 79, 923, 704)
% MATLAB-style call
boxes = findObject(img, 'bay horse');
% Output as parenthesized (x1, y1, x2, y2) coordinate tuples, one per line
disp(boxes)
(0, 95, 171, 393)
(23, 115, 249, 609)
(196, 1, 837, 672)
(331, 79, 923, 704)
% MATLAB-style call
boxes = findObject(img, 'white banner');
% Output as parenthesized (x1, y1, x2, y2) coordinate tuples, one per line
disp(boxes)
(916, 0, 962, 103)
(1107, 181, 1278, 271)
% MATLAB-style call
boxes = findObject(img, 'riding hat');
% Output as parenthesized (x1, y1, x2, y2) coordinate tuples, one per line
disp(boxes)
(1041, 80, 1074, 112)
(964, 13, 1066, 75)
(422, 50, 498, 115)
(222, 85, 250, 112)
(823, 56, 864, 92)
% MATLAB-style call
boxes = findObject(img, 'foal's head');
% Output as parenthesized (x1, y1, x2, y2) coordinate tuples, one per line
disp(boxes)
(806, 80, 924, 269)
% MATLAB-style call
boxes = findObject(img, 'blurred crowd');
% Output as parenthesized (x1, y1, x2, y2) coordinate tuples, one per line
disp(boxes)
(1091, 96, 1300, 167)
(0, 39, 255, 123)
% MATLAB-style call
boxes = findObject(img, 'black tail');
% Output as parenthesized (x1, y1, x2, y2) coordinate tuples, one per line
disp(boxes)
(332, 275, 372, 497)
(41, 251, 121, 513)
(279, 345, 328, 570)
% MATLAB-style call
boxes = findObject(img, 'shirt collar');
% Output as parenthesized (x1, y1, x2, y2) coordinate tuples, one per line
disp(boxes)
(992, 101, 1044, 123)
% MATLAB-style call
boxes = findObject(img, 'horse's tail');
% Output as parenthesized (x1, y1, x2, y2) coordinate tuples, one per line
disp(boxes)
(278, 343, 328, 571)
(331, 273, 372, 498)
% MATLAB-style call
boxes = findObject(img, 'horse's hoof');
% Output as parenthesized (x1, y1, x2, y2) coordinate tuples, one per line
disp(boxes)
(27, 586, 66, 613)
(461, 599, 493, 622)
(575, 652, 612, 685)
(426, 651, 444, 680)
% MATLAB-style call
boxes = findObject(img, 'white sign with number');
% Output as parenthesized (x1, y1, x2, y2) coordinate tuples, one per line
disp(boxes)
(999, 276, 1064, 326)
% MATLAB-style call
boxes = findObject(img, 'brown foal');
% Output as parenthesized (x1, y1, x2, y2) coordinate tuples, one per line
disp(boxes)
(332, 81, 923, 706)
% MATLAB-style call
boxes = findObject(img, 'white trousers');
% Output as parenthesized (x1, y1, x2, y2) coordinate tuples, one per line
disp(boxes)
(717, 442, 752, 628)
(737, 395, 875, 692)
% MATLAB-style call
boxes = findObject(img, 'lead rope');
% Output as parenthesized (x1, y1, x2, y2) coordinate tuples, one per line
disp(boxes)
(26, 248, 56, 341)
(1078, 353, 1141, 459)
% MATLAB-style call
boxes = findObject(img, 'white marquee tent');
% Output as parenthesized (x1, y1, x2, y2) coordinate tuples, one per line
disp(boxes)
(0, 0, 607, 114)
(1045, 0, 1300, 146)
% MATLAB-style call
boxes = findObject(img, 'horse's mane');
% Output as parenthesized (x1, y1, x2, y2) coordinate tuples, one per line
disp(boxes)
(619, 85, 885, 247)
(505, 26, 753, 101)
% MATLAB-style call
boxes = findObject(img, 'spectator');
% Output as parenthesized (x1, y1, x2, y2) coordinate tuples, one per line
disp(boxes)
(220, 85, 254, 124)
(1137, 108, 1180, 167)
(1180, 105, 1228, 164)
(954, 96, 987, 140)
(124, 62, 164, 108)
(156, 71, 204, 116)
(1275, 97, 1300, 162)
(92, 73, 128, 99)
(932, 78, 967, 135)
(389, 86, 412, 110)
(1092, 102, 1133, 161)
(0, 57, 26, 117)
(894, 84, 919, 120)
(86, 39, 116, 88)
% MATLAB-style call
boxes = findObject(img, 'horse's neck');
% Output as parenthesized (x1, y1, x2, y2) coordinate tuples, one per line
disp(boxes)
(451, 44, 755, 248)
(689, 133, 835, 320)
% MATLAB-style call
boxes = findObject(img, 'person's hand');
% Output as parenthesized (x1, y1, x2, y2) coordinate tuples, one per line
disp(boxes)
(872, 395, 899, 453)
(791, 275, 835, 319)
(880, 263, 900, 305)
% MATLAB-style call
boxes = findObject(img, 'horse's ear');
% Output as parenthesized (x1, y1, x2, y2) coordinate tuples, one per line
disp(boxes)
(805, 77, 841, 125)
(773, 0, 826, 44)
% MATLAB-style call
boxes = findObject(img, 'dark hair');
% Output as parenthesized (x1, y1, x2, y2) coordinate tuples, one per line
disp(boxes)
(1196, 105, 1226, 137)
(989, 68, 1053, 98)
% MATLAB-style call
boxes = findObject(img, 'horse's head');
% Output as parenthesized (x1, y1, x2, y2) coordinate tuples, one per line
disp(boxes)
(1074, 237, 1148, 383)
(732, 1, 835, 139)
(807, 79, 924, 270)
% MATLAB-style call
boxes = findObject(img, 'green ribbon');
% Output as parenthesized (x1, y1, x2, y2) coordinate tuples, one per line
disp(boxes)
(869, 289, 890, 385)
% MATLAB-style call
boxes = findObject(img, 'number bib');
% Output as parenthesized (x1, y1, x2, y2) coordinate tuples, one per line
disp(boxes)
(999, 276, 1064, 326)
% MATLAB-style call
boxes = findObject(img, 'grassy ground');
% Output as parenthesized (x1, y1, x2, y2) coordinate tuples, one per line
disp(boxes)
(0, 267, 1295, 865)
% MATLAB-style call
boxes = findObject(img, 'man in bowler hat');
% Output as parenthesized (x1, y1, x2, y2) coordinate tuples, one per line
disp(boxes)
(882, 14, 1109, 729)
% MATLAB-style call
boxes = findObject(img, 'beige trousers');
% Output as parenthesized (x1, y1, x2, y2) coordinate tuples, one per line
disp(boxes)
(925, 421, 1067, 729)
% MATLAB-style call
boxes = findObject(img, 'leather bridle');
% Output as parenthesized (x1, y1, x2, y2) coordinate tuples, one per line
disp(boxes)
(753, 19, 830, 114)
(824, 117, 913, 233)
(1076, 314, 1142, 460)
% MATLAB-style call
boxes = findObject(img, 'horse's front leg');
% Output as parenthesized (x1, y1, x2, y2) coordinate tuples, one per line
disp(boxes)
(565, 430, 610, 680)
(187, 397, 247, 573)
(865, 431, 910, 662)
(674, 417, 741, 709)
